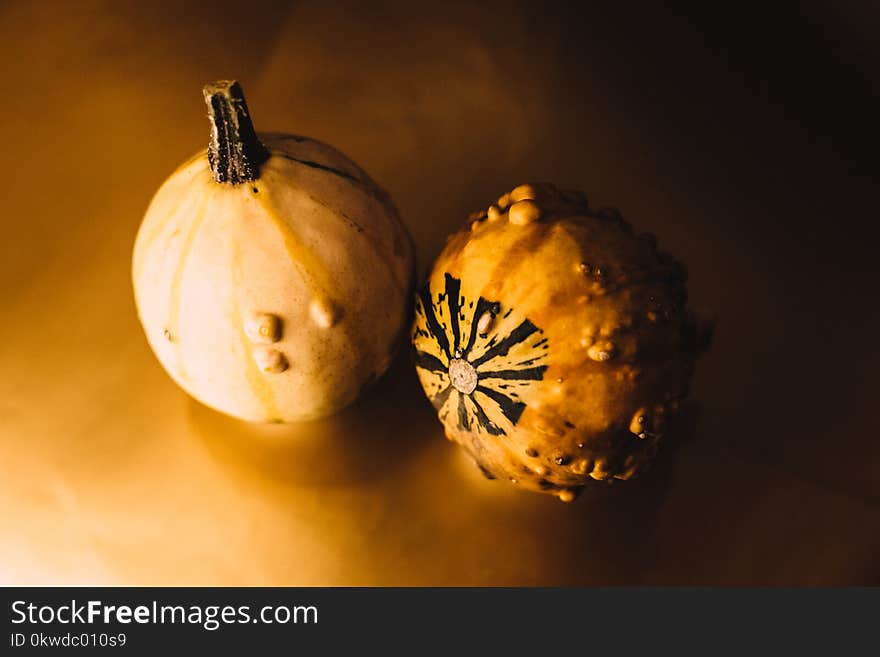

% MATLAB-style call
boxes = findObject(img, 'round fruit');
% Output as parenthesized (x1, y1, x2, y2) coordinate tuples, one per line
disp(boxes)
(412, 183, 711, 500)
(133, 81, 414, 422)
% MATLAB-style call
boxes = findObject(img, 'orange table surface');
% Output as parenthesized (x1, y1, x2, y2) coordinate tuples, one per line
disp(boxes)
(1, 1, 877, 585)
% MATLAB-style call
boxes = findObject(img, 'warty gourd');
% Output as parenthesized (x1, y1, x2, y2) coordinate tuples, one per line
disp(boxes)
(412, 183, 711, 500)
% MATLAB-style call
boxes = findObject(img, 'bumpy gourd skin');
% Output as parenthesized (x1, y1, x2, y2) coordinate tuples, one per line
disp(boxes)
(412, 183, 711, 501)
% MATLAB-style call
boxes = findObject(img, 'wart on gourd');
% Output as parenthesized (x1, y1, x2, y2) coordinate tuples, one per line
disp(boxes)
(133, 80, 415, 422)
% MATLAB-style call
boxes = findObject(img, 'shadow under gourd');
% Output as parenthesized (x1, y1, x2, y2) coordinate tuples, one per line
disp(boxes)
(186, 349, 441, 488)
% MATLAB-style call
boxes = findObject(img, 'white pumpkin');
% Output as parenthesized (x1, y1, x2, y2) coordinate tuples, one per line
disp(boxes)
(132, 81, 414, 422)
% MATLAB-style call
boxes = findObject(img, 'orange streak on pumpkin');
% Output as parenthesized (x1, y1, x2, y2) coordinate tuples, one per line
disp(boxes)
(230, 240, 280, 421)
(132, 160, 211, 285)
(166, 189, 213, 383)
(253, 179, 369, 373)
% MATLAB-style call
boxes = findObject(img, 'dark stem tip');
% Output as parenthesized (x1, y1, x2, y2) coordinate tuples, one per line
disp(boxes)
(203, 80, 269, 184)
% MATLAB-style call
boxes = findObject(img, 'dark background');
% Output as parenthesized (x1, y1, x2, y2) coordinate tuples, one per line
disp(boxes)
(0, 1, 877, 585)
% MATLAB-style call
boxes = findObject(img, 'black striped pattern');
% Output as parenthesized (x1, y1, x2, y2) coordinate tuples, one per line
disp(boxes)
(413, 273, 548, 436)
